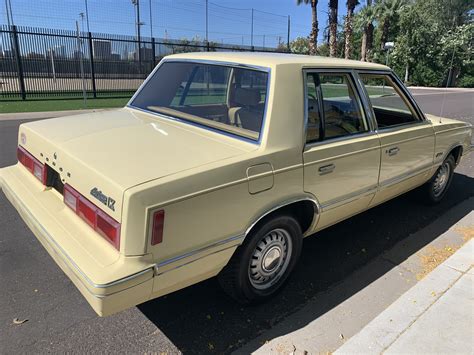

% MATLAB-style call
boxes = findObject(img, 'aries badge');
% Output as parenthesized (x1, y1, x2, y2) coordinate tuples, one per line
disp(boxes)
(90, 187, 116, 211)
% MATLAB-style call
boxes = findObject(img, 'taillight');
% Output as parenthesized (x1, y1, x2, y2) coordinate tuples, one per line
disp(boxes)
(17, 146, 47, 185)
(151, 210, 165, 245)
(63, 184, 121, 250)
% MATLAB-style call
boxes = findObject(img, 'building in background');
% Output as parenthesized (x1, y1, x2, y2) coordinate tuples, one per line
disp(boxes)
(92, 39, 112, 60)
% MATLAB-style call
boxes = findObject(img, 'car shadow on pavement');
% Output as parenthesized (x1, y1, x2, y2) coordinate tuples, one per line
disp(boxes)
(138, 173, 474, 354)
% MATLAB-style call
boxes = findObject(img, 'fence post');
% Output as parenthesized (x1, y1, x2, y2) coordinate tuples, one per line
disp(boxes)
(152, 37, 156, 67)
(87, 32, 97, 98)
(206, 41, 210, 52)
(11, 26, 26, 100)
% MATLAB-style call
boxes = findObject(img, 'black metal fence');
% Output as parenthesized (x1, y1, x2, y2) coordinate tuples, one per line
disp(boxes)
(0, 25, 284, 100)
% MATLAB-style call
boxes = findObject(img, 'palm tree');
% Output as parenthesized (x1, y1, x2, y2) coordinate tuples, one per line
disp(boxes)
(356, 0, 376, 61)
(376, 0, 406, 50)
(328, 0, 338, 57)
(344, 0, 359, 59)
(297, 0, 319, 55)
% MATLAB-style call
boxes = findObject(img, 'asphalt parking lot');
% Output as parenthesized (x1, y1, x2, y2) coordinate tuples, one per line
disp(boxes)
(0, 88, 472, 353)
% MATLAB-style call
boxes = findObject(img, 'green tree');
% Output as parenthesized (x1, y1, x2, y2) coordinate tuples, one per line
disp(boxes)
(344, 0, 360, 59)
(296, 0, 319, 55)
(355, 0, 376, 61)
(376, 0, 406, 50)
(290, 36, 311, 54)
(328, 0, 338, 57)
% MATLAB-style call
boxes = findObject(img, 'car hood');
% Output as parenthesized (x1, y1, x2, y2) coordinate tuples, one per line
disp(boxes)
(18, 108, 254, 220)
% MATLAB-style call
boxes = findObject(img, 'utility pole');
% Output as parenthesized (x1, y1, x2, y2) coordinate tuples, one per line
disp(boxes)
(205, 0, 209, 44)
(84, 0, 91, 33)
(250, 8, 254, 48)
(287, 15, 291, 50)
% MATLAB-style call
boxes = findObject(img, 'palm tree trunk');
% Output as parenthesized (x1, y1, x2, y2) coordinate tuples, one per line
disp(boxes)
(309, 0, 318, 55)
(344, 2, 356, 59)
(380, 19, 389, 50)
(361, 31, 367, 61)
(366, 22, 374, 60)
(328, 0, 338, 57)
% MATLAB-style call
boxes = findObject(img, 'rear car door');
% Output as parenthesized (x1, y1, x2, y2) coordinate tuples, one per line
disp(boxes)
(357, 72, 435, 206)
(303, 70, 380, 231)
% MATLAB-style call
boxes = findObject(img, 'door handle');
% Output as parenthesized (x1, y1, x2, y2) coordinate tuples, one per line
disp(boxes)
(318, 164, 335, 175)
(386, 147, 400, 156)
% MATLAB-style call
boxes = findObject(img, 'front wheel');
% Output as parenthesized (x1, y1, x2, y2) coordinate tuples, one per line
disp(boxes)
(218, 214, 302, 304)
(425, 154, 455, 204)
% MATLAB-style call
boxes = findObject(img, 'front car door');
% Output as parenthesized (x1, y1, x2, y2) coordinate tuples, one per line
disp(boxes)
(302, 70, 381, 232)
(357, 71, 435, 206)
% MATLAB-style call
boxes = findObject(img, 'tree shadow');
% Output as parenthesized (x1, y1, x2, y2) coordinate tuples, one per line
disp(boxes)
(138, 173, 474, 354)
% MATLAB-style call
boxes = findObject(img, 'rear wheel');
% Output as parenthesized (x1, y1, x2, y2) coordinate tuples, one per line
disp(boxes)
(425, 154, 455, 204)
(218, 214, 302, 304)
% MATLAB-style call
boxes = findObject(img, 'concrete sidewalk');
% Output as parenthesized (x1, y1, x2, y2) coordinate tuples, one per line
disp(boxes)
(335, 237, 473, 355)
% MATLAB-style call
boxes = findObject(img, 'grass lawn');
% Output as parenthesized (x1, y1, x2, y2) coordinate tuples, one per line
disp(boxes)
(0, 97, 131, 114)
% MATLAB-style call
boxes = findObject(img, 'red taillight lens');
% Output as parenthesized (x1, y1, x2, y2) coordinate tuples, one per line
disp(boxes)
(151, 210, 165, 245)
(63, 184, 121, 250)
(77, 197, 97, 228)
(17, 146, 47, 184)
(97, 211, 121, 250)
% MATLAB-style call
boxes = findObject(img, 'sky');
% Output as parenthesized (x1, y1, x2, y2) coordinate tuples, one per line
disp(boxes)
(1, 0, 367, 48)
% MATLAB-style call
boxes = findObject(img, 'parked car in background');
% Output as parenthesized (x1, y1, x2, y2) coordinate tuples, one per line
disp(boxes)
(0, 52, 472, 316)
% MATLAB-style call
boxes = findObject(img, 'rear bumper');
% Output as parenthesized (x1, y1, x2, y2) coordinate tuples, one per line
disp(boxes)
(0, 164, 154, 316)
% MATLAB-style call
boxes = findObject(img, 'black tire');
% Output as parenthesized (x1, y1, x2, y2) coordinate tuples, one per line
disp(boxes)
(425, 154, 455, 204)
(218, 214, 302, 304)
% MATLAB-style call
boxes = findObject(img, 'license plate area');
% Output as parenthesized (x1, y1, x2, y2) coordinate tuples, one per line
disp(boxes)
(45, 164, 64, 195)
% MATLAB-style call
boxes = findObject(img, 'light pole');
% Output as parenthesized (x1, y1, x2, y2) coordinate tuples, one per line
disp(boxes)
(250, 8, 254, 49)
(84, 0, 91, 33)
(149, 0, 153, 39)
(131, 0, 142, 63)
(384, 41, 394, 66)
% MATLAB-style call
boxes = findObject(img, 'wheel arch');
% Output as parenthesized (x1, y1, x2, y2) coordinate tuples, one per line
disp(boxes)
(244, 197, 320, 240)
(448, 144, 463, 165)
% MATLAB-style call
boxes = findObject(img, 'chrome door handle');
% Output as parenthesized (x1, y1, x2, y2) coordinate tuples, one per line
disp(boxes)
(386, 147, 400, 156)
(318, 164, 335, 175)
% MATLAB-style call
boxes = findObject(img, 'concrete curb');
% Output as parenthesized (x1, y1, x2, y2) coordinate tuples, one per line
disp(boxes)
(408, 87, 473, 92)
(0, 108, 114, 121)
(335, 215, 473, 354)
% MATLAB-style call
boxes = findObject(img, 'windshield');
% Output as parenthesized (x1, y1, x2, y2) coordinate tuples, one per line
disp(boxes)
(130, 61, 269, 141)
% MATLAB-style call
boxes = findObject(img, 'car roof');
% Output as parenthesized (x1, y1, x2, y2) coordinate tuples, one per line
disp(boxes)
(165, 51, 390, 71)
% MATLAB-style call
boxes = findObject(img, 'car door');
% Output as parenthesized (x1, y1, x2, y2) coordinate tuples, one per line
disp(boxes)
(303, 70, 380, 232)
(357, 71, 435, 206)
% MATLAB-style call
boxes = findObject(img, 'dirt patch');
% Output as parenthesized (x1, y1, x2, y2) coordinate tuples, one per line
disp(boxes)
(454, 226, 474, 242)
(416, 245, 459, 280)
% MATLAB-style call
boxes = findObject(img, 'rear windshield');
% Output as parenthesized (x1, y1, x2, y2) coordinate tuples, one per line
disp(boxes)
(130, 61, 269, 141)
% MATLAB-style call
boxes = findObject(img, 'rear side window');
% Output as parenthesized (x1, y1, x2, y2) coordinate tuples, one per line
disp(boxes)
(306, 72, 368, 143)
(131, 62, 269, 141)
(359, 73, 420, 128)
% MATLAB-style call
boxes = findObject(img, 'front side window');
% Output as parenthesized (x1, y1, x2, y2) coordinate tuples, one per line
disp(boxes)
(306, 72, 368, 143)
(359, 73, 420, 128)
(131, 62, 269, 141)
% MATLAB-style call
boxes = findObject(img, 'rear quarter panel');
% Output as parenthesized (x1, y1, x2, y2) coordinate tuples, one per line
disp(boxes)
(428, 115, 472, 166)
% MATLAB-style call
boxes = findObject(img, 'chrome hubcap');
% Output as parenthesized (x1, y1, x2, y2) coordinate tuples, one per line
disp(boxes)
(248, 228, 292, 290)
(433, 162, 451, 197)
